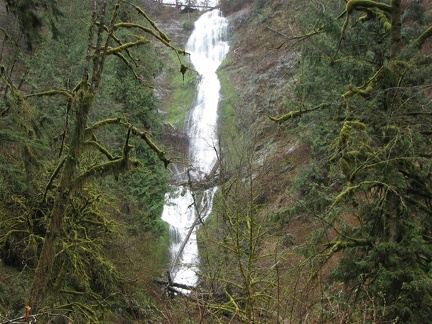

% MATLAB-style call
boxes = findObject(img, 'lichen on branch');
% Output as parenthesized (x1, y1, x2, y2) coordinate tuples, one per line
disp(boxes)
(336, 0, 392, 57)
(268, 103, 330, 123)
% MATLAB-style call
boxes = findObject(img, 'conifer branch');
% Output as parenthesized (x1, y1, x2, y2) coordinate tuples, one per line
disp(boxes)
(267, 24, 325, 49)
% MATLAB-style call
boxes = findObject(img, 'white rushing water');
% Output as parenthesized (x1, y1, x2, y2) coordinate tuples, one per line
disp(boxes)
(161, 9, 229, 287)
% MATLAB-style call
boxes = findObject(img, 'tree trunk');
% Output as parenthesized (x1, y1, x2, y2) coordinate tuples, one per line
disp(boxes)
(29, 89, 94, 309)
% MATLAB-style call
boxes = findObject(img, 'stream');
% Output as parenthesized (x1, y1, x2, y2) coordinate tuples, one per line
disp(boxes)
(161, 9, 229, 287)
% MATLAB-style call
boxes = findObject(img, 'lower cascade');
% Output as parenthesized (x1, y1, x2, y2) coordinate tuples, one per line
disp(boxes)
(161, 10, 229, 288)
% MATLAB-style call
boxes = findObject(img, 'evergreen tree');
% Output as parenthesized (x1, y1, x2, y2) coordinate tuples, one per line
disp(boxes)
(272, 0, 432, 321)
(4, 0, 62, 50)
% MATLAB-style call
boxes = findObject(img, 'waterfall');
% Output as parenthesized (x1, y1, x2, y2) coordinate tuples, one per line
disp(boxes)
(161, 9, 229, 287)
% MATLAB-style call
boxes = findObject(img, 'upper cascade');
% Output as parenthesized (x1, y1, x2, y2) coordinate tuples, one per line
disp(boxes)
(184, 9, 229, 180)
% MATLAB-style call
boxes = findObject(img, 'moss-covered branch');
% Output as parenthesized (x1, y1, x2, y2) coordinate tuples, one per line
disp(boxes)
(110, 51, 150, 85)
(124, 122, 171, 168)
(131, 4, 171, 43)
(25, 89, 73, 99)
(341, 60, 407, 99)
(329, 180, 405, 212)
(269, 24, 325, 49)
(413, 25, 432, 50)
(106, 37, 150, 54)
(268, 103, 329, 123)
(337, 0, 392, 20)
(342, 66, 386, 99)
(268, 109, 307, 123)
(336, 0, 391, 56)
(85, 117, 122, 134)
(326, 237, 372, 254)
(97, 22, 140, 65)
(342, 82, 374, 99)
(349, 0, 391, 13)
(71, 157, 137, 190)
(84, 140, 118, 160)
(113, 22, 185, 55)
(84, 117, 170, 167)
(43, 157, 66, 201)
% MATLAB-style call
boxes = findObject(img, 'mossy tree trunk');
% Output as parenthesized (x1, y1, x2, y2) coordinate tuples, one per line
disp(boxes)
(29, 88, 95, 308)
(27, 0, 178, 310)
(29, 0, 105, 305)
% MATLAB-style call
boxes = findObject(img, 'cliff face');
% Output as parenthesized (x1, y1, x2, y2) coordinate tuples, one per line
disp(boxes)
(151, 6, 198, 167)
(220, 0, 310, 212)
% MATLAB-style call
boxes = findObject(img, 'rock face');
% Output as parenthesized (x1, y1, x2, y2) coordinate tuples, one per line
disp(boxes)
(152, 7, 194, 103)
(151, 6, 196, 163)
(223, 5, 300, 129)
(216, 2, 307, 207)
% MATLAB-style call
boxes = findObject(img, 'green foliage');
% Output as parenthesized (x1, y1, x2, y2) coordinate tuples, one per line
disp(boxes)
(5, 0, 63, 50)
(163, 51, 197, 128)
(0, 262, 32, 319)
(113, 167, 169, 234)
(278, 1, 432, 322)
(200, 173, 278, 322)
(217, 58, 241, 144)
(288, 161, 338, 217)
(182, 20, 194, 31)
(0, 0, 178, 321)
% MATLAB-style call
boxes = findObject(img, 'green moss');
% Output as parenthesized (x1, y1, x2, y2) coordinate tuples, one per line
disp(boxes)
(162, 52, 197, 129)
(182, 20, 194, 31)
(217, 58, 240, 140)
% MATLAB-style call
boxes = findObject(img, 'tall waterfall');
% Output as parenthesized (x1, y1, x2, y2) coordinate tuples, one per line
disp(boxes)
(161, 10, 229, 287)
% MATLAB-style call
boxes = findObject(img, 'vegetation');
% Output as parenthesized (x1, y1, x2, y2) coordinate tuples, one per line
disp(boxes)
(0, 0, 186, 321)
(3, 0, 62, 50)
(275, 1, 432, 322)
(197, 0, 432, 322)
(1, 0, 431, 322)
(162, 50, 198, 129)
